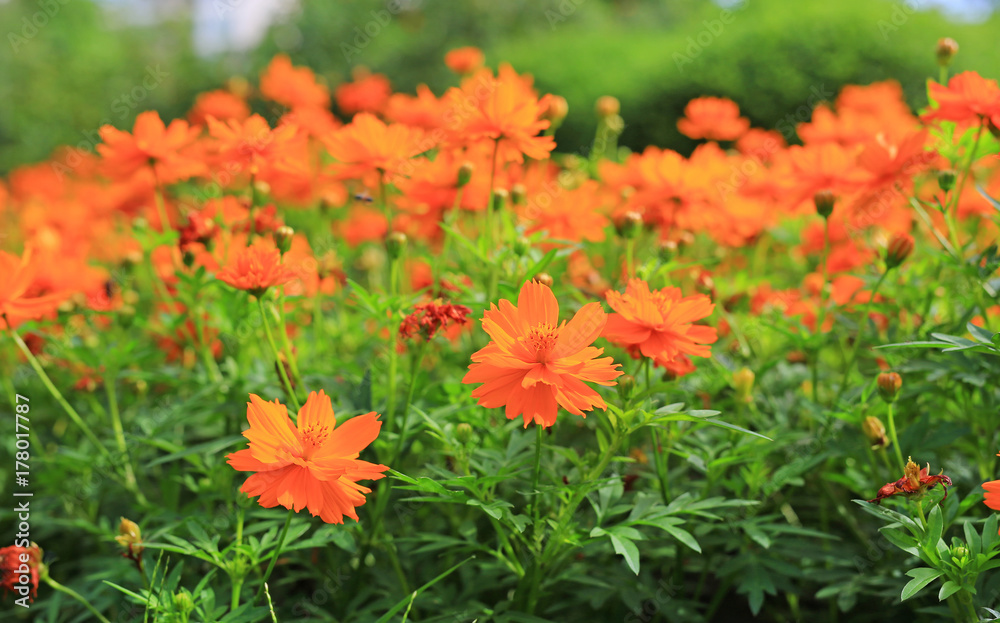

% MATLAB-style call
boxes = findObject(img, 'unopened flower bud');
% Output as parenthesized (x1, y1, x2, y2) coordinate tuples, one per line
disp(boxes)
(936, 38, 958, 66)
(951, 545, 969, 561)
(617, 374, 636, 401)
(544, 96, 569, 126)
(457, 161, 474, 187)
(616, 211, 643, 239)
(115, 517, 144, 556)
(595, 96, 620, 118)
(513, 237, 531, 256)
(118, 304, 136, 329)
(904, 457, 920, 489)
(533, 273, 554, 288)
(274, 226, 294, 255)
(885, 233, 913, 269)
(938, 169, 956, 193)
(226, 76, 251, 99)
(173, 589, 195, 614)
(862, 416, 888, 450)
(510, 183, 527, 206)
(877, 372, 902, 403)
(813, 189, 836, 219)
(733, 368, 755, 403)
(385, 232, 407, 260)
(491, 188, 509, 213)
(455, 422, 473, 445)
(659, 240, 678, 263)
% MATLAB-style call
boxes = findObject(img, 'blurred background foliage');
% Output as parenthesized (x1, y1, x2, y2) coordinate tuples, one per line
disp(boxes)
(1, 0, 999, 173)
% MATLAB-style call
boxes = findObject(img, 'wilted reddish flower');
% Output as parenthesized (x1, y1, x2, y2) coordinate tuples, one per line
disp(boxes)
(216, 241, 297, 297)
(0, 543, 41, 602)
(869, 458, 953, 504)
(399, 299, 472, 341)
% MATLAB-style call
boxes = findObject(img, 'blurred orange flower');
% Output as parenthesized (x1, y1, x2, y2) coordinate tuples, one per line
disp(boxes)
(984, 476, 1000, 513)
(444, 64, 555, 164)
(0, 249, 68, 329)
(922, 71, 1000, 125)
(677, 97, 750, 141)
(260, 54, 331, 110)
(323, 113, 429, 180)
(335, 69, 392, 115)
(97, 111, 205, 183)
(444, 46, 485, 74)
(227, 391, 388, 524)
(603, 279, 717, 368)
(188, 89, 250, 126)
(463, 280, 622, 427)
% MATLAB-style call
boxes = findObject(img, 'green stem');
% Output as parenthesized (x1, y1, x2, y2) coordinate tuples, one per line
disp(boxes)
(886, 402, 905, 473)
(106, 372, 146, 505)
(231, 505, 245, 610)
(6, 326, 109, 459)
(390, 341, 428, 463)
(532, 423, 544, 499)
(44, 577, 112, 623)
(651, 427, 670, 504)
(524, 420, 624, 613)
(254, 509, 295, 604)
(277, 289, 307, 397)
(386, 260, 402, 423)
(625, 238, 635, 281)
(152, 183, 172, 234)
(836, 269, 890, 401)
(812, 217, 831, 403)
(258, 298, 301, 412)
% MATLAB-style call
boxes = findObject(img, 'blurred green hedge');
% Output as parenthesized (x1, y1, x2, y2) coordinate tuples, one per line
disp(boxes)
(1, 0, 997, 173)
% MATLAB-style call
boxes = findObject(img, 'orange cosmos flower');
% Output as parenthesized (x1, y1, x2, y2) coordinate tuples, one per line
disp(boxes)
(260, 54, 331, 110)
(0, 249, 69, 329)
(985, 481, 1000, 518)
(445, 46, 485, 74)
(97, 111, 205, 183)
(463, 280, 622, 428)
(444, 64, 556, 164)
(677, 97, 750, 141)
(385, 84, 449, 131)
(227, 391, 388, 524)
(922, 71, 1000, 125)
(323, 112, 429, 180)
(335, 69, 392, 115)
(603, 279, 718, 368)
(188, 89, 251, 126)
(0, 543, 42, 601)
(207, 114, 301, 177)
(216, 240, 297, 297)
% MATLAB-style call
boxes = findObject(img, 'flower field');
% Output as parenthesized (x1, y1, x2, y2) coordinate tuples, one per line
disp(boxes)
(4, 41, 1000, 622)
